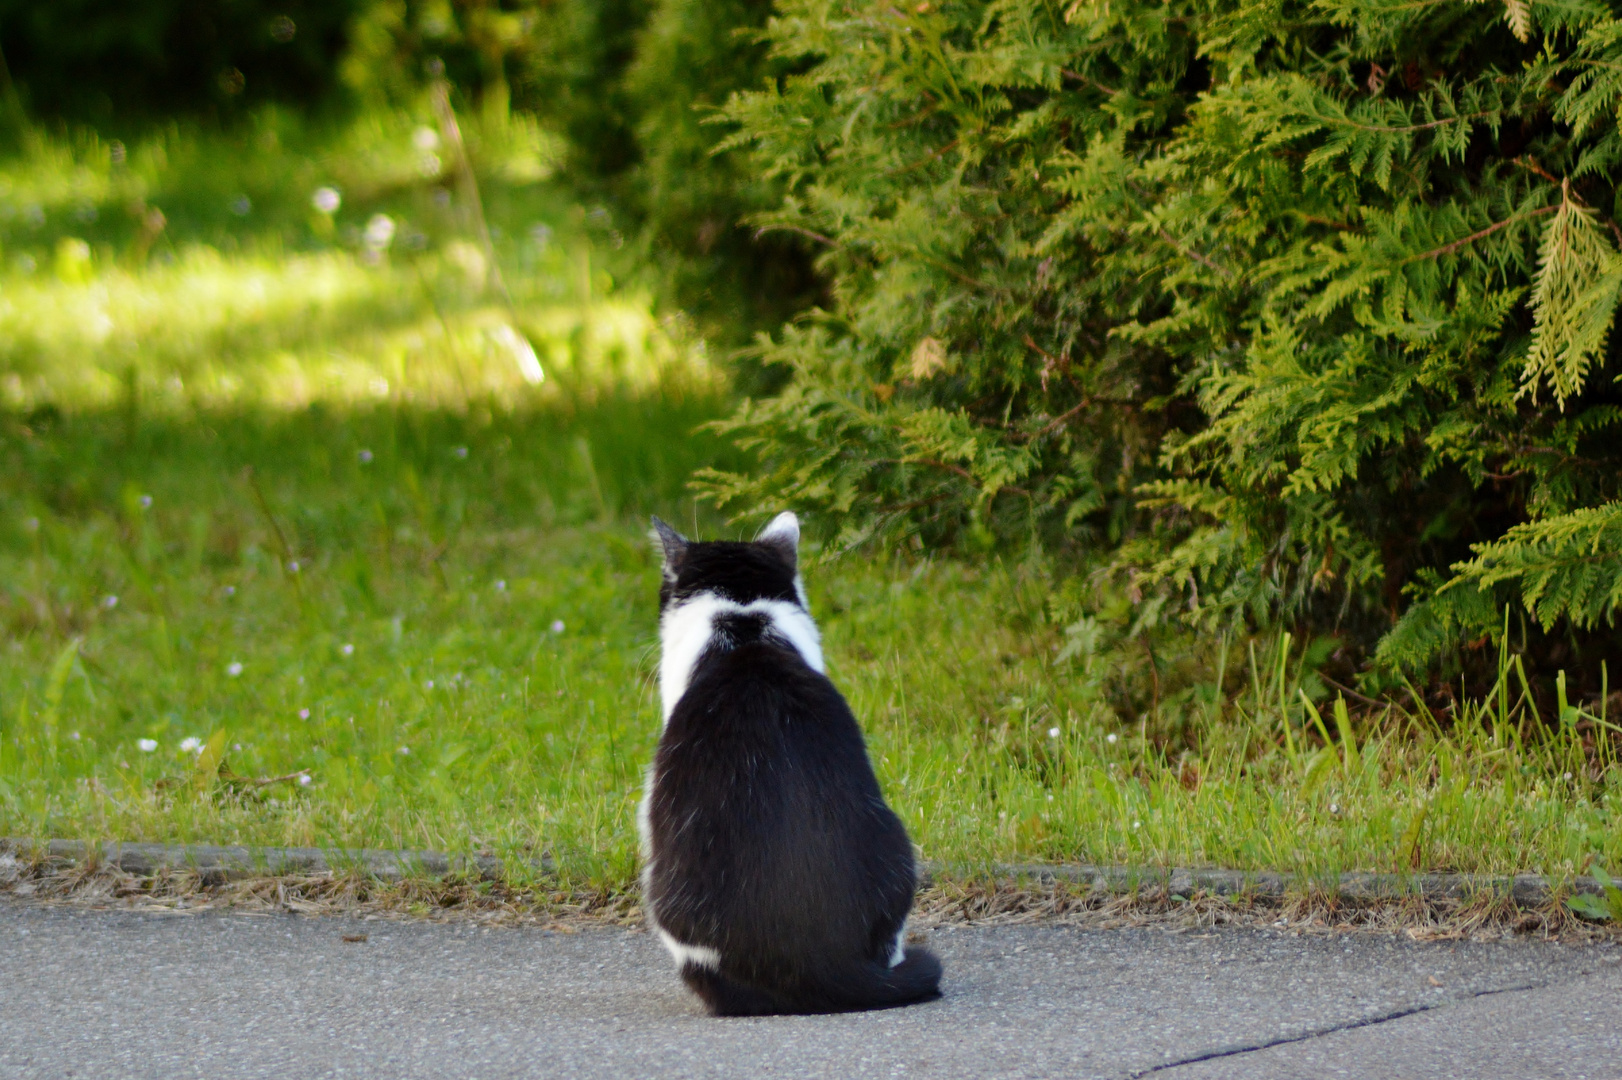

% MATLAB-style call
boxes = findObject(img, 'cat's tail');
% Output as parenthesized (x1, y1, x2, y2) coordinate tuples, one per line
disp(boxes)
(828, 946, 943, 1011)
(684, 948, 943, 1016)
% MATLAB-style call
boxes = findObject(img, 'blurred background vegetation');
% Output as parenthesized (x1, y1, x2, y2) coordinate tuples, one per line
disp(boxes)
(0, 0, 819, 348)
(0, 0, 1618, 879)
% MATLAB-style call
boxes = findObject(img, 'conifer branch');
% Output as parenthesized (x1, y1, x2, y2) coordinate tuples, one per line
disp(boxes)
(886, 138, 960, 177)
(1409, 206, 1557, 262)
(1157, 229, 1230, 276)
(1060, 69, 1118, 95)
(754, 224, 839, 247)
(881, 457, 975, 481)
(1034, 399, 1093, 438)
(1328, 111, 1493, 135)
(1513, 156, 1561, 185)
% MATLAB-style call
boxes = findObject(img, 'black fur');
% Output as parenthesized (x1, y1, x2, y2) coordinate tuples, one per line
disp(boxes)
(658, 540, 799, 609)
(644, 518, 943, 1016)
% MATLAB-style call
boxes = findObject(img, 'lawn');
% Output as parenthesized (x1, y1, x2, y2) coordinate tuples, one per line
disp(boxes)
(1, 124, 1617, 895)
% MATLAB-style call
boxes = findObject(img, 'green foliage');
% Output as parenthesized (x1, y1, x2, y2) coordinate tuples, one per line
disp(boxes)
(4, 381, 1618, 882)
(1, 110, 1617, 880)
(1525, 190, 1622, 408)
(703, 0, 1622, 690)
(622, 0, 824, 343)
(1382, 501, 1622, 670)
(699, 0, 1200, 553)
(1569, 863, 1622, 922)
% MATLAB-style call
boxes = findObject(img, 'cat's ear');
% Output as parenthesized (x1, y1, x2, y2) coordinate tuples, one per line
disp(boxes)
(754, 511, 799, 568)
(651, 516, 688, 581)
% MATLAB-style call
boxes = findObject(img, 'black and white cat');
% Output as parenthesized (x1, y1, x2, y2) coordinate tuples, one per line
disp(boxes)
(639, 511, 943, 1016)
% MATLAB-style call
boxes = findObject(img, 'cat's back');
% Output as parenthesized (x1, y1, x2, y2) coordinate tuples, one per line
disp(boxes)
(657, 639, 881, 808)
(649, 638, 909, 956)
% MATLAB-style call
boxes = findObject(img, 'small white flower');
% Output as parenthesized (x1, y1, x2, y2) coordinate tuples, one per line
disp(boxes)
(288, 560, 300, 573)
(494, 580, 506, 592)
(137, 738, 158, 752)
(426, 680, 435, 689)
(452, 446, 468, 459)
(226, 662, 243, 677)
(233, 743, 243, 751)
(311, 186, 341, 214)
(102, 595, 118, 609)
(357, 449, 373, 464)
(1106, 733, 1118, 744)
(1563, 772, 1573, 781)
(1048, 727, 1060, 739)
(69, 731, 80, 741)
(364, 213, 396, 251)
(1046, 793, 1053, 801)
(397, 746, 410, 755)
(223, 585, 235, 597)
(298, 773, 311, 786)
(412, 127, 440, 152)
(139, 494, 153, 509)
(298, 708, 310, 720)
(550, 619, 565, 634)
(341, 643, 355, 657)
(1329, 803, 1341, 815)
(1133, 820, 1142, 830)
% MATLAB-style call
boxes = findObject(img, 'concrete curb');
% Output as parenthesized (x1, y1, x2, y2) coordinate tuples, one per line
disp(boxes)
(3, 838, 1606, 905)
(965, 863, 1608, 905)
(1, 838, 515, 885)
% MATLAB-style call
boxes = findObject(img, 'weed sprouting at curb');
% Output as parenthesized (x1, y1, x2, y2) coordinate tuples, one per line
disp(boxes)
(1569, 863, 1622, 924)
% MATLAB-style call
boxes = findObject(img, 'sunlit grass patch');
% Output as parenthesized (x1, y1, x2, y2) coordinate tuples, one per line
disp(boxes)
(0, 246, 716, 421)
(0, 104, 562, 257)
(0, 244, 713, 414)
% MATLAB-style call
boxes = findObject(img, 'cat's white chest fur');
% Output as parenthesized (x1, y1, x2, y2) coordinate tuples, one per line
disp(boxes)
(657, 589, 824, 723)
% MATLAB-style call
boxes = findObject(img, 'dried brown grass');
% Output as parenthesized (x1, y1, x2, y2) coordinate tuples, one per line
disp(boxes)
(3, 850, 1614, 944)
(912, 876, 1614, 943)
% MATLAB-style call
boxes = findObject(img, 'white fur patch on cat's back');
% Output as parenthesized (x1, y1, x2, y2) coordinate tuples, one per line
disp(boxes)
(658, 592, 824, 722)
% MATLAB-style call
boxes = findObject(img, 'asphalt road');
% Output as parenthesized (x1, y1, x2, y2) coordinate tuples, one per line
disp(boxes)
(2, 900, 1619, 1079)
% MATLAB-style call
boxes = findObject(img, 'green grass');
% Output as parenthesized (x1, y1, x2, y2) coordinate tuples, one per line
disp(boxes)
(4, 389, 1618, 889)
(0, 392, 726, 885)
(0, 117, 1617, 897)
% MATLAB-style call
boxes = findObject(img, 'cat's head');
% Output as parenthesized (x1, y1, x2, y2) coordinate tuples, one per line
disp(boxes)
(650, 512, 805, 614)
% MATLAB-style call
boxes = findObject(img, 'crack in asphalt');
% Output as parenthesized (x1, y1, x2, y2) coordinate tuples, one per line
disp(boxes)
(1127, 980, 1556, 1077)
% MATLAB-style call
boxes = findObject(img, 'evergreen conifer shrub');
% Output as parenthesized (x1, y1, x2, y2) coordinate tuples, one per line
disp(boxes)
(624, 0, 826, 343)
(701, 0, 1622, 693)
